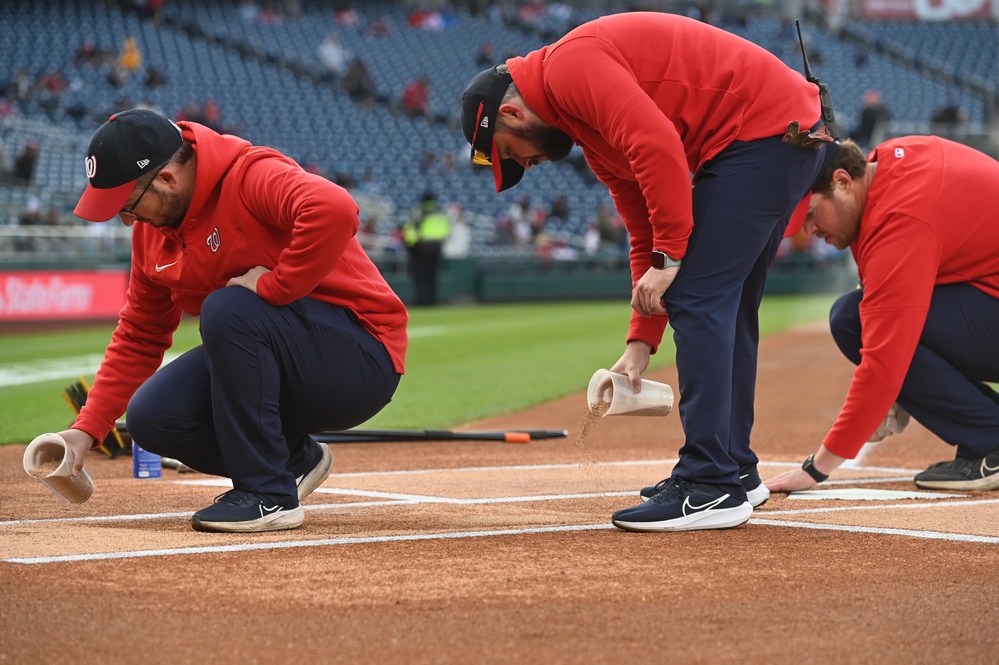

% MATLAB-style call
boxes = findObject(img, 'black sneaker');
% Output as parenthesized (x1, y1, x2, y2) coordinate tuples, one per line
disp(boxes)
(191, 489, 304, 533)
(613, 477, 752, 532)
(296, 441, 333, 502)
(639, 466, 770, 507)
(914, 450, 999, 491)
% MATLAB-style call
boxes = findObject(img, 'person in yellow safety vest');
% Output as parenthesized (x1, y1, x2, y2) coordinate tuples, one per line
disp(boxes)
(403, 192, 451, 305)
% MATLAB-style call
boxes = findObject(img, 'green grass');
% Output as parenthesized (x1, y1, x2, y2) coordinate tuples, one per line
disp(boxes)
(0, 294, 836, 445)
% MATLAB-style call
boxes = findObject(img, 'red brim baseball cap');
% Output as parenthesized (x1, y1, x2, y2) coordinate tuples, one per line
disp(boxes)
(73, 109, 183, 222)
(460, 66, 525, 193)
(785, 192, 811, 238)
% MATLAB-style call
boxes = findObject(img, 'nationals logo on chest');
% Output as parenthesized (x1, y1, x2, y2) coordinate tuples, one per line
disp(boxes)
(206, 227, 221, 253)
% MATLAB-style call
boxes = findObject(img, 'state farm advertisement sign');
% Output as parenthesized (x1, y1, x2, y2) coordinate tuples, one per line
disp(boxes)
(860, 0, 995, 19)
(0, 270, 128, 321)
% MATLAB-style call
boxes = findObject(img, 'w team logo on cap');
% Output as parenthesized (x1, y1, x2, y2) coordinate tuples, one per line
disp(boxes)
(85, 155, 97, 179)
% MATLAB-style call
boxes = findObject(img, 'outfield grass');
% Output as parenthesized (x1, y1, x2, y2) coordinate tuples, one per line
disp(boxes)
(0, 294, 836, 445)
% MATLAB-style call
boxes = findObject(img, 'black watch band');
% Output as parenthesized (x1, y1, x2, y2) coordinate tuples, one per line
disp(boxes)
(801, 455, 828, 483)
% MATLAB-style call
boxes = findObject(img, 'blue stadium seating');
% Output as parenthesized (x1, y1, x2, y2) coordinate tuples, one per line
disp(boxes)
(0, 0, 995, 253)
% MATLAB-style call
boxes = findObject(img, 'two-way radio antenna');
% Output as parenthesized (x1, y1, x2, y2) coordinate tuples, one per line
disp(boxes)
(795, 19, 840, 140)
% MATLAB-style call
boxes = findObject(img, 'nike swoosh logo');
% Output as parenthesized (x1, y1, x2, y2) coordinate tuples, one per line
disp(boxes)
(259, 504, 283, 518)
(982, 459, 999, 474)
(682, 493, 730, 516)
(155, 261, 178, 272)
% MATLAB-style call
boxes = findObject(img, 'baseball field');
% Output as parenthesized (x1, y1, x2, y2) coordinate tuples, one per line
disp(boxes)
(3, 295, 998, 664)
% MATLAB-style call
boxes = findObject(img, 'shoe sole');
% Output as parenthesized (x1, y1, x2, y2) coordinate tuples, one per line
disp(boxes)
(915, 475, 999, 491)
(297, 443, 333, 502)
(612, 502, 753, 533)
(640, 483, 770, 508)
(192, 505, 305, 533)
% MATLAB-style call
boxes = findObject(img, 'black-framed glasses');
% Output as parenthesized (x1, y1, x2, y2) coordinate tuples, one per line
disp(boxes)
(119, 174, 156, 222)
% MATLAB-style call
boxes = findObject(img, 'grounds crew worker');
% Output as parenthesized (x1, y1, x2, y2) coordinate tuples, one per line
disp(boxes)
(403, 191, 451, 306)
(460, 12, 835, 532)
(766, 136, 999, 493)
(54, 109, 407, 533)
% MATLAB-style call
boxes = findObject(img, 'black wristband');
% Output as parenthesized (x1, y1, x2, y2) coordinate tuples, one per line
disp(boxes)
(801, 455, 828, 483)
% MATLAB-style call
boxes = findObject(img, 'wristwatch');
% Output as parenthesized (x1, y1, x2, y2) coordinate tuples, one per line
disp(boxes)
(801, 455, 829, 483)
(651, 250, 682, 269)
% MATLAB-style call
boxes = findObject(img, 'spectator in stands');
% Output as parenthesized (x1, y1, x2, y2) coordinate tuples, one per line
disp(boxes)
(549, 194, 569, 220)
(117, 36, 143, 77)
(851, 88, 891, 152)
(766, 136, 999, 495)
(13, 140, 39, 186)
(403, 192, 451, 305)
(400, 75, 432, 118)
(144, 67, 168, 89)
(342, 57, 378, 108)
(592, 201, 625, 251)
(256, 1, 284, 24)
(9, 68, 33, 103)
(442, 203, 471, 259)
(583, 222, 600, 256)
(0, 134, 9, 178)
(367, 17, 393, 37)
(459, 12, 832, 533)
(317, 33, 351, 79)
(239, 0, 259, 23)
(59, 108, 407, 533)
(356, 168, 382, 195)
(930, 97, 969, 137)
(476, 41, 497, 67)
(334, 3, 360, 28)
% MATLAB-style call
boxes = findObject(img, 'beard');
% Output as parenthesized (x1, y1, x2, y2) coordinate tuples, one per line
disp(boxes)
(507, 120, 574, 163)
(155, 189, 189, 229)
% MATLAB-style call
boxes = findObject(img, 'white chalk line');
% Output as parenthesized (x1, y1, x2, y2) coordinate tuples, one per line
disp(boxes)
(5, 459, 992, 564)
(4, 523, 616, 565)
(752, 519, 999, 545)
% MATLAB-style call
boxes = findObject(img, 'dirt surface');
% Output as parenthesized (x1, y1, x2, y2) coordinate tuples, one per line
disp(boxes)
(3, 322, 998, 664)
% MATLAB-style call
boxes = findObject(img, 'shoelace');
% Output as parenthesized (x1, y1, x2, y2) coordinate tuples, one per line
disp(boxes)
(651, 477, 688, 503)
(213, 489, 255, 505)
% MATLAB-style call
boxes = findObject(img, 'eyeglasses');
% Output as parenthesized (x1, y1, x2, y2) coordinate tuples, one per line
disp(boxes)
(470, 102, 493, 166)
(119, 174, 156, 223)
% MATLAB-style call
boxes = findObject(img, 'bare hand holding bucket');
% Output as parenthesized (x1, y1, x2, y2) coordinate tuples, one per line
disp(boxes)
(23, 430, 95, 504)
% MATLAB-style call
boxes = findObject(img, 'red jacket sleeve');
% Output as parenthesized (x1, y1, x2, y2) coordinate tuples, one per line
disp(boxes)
(72, 265, 184, 445)
(822, 213, 943, 458)
(236, 155, 361, 306)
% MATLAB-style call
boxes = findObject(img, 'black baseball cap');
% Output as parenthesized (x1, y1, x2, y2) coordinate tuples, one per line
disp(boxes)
(460, 65, 524, 193)
(74, 109, 183, 222)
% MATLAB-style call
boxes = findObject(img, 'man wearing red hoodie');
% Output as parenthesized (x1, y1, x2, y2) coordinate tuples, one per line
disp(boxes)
(459, 12, 835, 531)
(54, 109, 408, 532)
(766, 137, 999, 493)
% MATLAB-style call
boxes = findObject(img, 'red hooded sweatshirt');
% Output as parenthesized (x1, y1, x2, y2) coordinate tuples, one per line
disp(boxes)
(73, 121, 407, 445)
(506, 12, 820, 351)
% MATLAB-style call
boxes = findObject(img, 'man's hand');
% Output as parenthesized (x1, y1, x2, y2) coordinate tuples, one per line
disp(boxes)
(765, 447, 848, 494)
(58, 428, 97, 477)
(764, 468, 818, 493)
(632, 266, 678, 317)
(609, 341, 652, 393)
(227, 266, 270, 294)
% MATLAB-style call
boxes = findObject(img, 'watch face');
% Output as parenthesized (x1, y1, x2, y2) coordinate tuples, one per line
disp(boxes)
(651, 251, 666, 269)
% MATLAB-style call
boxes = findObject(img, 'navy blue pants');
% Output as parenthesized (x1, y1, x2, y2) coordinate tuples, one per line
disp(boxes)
(126, 288, 400, 505)
(830, 284, 999, 459)
(664, 134, 828, 499)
